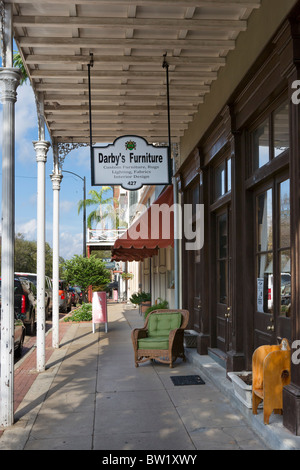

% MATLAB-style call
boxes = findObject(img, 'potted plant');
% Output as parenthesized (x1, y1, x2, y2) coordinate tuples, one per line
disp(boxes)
(144, 298, 169, 319)
(121, 272, 134, 281)
(130, 292, 151, 314)
(227, 371, 262, 409)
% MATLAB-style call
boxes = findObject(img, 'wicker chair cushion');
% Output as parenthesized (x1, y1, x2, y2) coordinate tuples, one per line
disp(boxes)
(147, 312, 182, 337)
(138, 336, 169, 350)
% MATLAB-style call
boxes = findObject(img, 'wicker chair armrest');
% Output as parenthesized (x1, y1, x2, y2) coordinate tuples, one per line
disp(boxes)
(131, 328, 148, 342)
(168, 328, 183, 345)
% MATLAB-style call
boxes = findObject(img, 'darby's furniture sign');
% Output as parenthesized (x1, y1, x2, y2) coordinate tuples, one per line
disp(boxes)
(91, 135, 170, 190)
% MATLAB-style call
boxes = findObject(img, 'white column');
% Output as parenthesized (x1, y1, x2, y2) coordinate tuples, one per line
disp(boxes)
(0, 67, 21, 427)
(51, 172, 62, 349)
(34, 140, 50, 371)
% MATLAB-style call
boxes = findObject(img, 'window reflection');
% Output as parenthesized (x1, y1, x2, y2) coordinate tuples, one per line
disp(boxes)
(215, 161, 225, 200)
(217, 213, 227, 305)
(253, 119, 269, 171)
(279, 179, 290, 248)
(274, 103, 289, 158)
(280, 250, 291, 317)
(257, 253, 273, 314)
(257, 189, 273, 252)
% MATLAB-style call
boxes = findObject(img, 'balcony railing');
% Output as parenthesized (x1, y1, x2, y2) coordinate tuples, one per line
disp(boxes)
(87, 228, 126, 245)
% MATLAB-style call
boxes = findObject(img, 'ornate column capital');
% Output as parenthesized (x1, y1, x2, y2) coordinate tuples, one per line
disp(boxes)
(50, 172, 63, 191)
(33, 140, 51, 163)
(0, 67, 21, 103)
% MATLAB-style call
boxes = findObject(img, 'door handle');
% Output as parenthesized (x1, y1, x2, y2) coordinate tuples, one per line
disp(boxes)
(267, 325, 275, 332)
(225, 306, 231, 318)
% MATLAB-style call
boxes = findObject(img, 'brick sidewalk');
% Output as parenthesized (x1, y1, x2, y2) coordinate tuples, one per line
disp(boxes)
(0, 321, 72, 437)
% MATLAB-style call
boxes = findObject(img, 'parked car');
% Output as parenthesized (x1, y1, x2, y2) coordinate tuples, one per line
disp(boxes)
(15, 272, 53, 319)
(68, 286, 79, 306)
(0, 279, 26, 358)
(59, 280, 72, 313)
(0, 315, 25, 359)
(74, 286, 83, 304)
(0, 276, 37, 336)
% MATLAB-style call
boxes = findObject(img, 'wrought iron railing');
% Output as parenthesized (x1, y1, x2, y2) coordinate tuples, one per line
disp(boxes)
(87, 228, 126, 244)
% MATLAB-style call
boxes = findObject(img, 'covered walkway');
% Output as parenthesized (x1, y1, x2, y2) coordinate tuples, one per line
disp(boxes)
(0, 302, 270, 450)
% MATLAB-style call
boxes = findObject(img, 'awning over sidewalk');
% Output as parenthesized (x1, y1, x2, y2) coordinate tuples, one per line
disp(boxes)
(111, 185, 174, 262)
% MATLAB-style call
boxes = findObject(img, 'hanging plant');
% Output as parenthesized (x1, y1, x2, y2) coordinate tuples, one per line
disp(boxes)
(121, 272, 134, 280)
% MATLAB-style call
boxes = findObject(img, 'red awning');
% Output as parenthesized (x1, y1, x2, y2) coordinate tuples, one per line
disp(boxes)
(111, 185, 174, 262)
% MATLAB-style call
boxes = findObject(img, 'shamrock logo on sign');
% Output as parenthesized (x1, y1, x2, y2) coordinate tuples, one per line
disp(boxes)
(125, 140, 136, 151)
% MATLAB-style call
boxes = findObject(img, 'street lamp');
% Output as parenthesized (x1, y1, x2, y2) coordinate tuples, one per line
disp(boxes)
(62, 170, 86, 257)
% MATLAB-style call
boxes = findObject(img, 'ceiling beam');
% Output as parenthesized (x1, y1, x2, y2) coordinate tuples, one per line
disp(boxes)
(18, 37, 236, 50)
(13, 16, 248, 31)
(8, 0, 261, 7)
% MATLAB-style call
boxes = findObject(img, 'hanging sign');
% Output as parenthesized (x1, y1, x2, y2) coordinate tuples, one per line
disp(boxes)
(91, 135, 170, 191)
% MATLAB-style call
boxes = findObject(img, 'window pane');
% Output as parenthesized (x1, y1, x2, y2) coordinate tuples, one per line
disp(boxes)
(227, 158, 231, 192)
(257, 253, 273, 313)
(218, 213, 227, 258)
(257, 189, 272, 252)
(218, 260, 227, 304)
(274, 102, 289, 158)
(253, 119, 269, 171)
(280, 250, 291, 317)
(215, 161, 225, 199)
(279, 179, 290, 248)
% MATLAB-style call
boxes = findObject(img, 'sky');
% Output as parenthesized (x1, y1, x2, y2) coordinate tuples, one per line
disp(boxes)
(0, 80, 109, 261)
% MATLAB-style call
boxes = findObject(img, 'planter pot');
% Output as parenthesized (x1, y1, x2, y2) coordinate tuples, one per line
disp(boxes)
(140, 301, 151, 314)
(228, 371, 262, 409)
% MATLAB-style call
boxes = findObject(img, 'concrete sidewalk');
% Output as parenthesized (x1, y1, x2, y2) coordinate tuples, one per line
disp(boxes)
(0, 302, 289, 450)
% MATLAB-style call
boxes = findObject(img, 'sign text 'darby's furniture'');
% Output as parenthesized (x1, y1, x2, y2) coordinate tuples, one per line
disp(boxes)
(91, 135, 170, 190)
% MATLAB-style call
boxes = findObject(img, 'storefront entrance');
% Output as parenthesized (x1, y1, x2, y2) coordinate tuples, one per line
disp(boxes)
(215, 207, 232, 353)
(254, 175, 291, 348)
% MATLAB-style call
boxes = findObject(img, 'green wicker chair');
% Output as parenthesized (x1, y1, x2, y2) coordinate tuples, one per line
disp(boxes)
(131, 309, 189, 368)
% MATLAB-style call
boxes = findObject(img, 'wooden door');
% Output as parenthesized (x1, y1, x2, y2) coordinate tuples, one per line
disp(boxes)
(254, 175, 291, 348)
(215, 207, 232, 352)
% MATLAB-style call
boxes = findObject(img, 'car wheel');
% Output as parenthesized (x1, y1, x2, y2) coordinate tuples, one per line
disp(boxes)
(15, 332, 24, 359)
(26, 310, 36, 336)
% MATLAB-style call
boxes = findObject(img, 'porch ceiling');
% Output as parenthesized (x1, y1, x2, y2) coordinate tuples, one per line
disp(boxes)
(10, 0, 261, 145)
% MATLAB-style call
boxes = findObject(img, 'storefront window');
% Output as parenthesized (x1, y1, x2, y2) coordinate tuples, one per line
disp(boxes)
(227, 158, 231, 192)
(253, 119, 269, 171)
(252, 100, 289, 173)
(215, 161, 226, 199)
(274, 103, 289, 158)
(217, 213, 227, 304)
(257, 189, 273, 252)
(279, 179, 291, 317)
(214, 157, 231, 201)
(256, 189, 273, 314)
(257, 253, 273, 314)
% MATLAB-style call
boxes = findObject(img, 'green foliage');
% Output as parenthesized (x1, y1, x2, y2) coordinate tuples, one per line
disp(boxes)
(60, 254, 110, 295)
(13, 51, 28, 85)
(78, 187, 113, 229)
(0, 233, 62, 277)
(122, 272, 134, 280)
(64, 303, 92, 322)
(130, 291, 151, 305)
(144, 298, 169, 319)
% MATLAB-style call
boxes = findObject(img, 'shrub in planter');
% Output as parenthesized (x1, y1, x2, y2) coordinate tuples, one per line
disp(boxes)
(64, 302, 92, 322)
(130, 292, 151, 305)
(144, 299, 169, 319)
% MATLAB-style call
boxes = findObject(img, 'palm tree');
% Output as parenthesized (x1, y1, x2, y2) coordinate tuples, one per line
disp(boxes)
(78, 186, 113, 229)
(13, 51, 28, 85)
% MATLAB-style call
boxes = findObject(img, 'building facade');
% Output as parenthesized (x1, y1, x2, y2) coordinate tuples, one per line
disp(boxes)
(176, 3, 300, 435)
